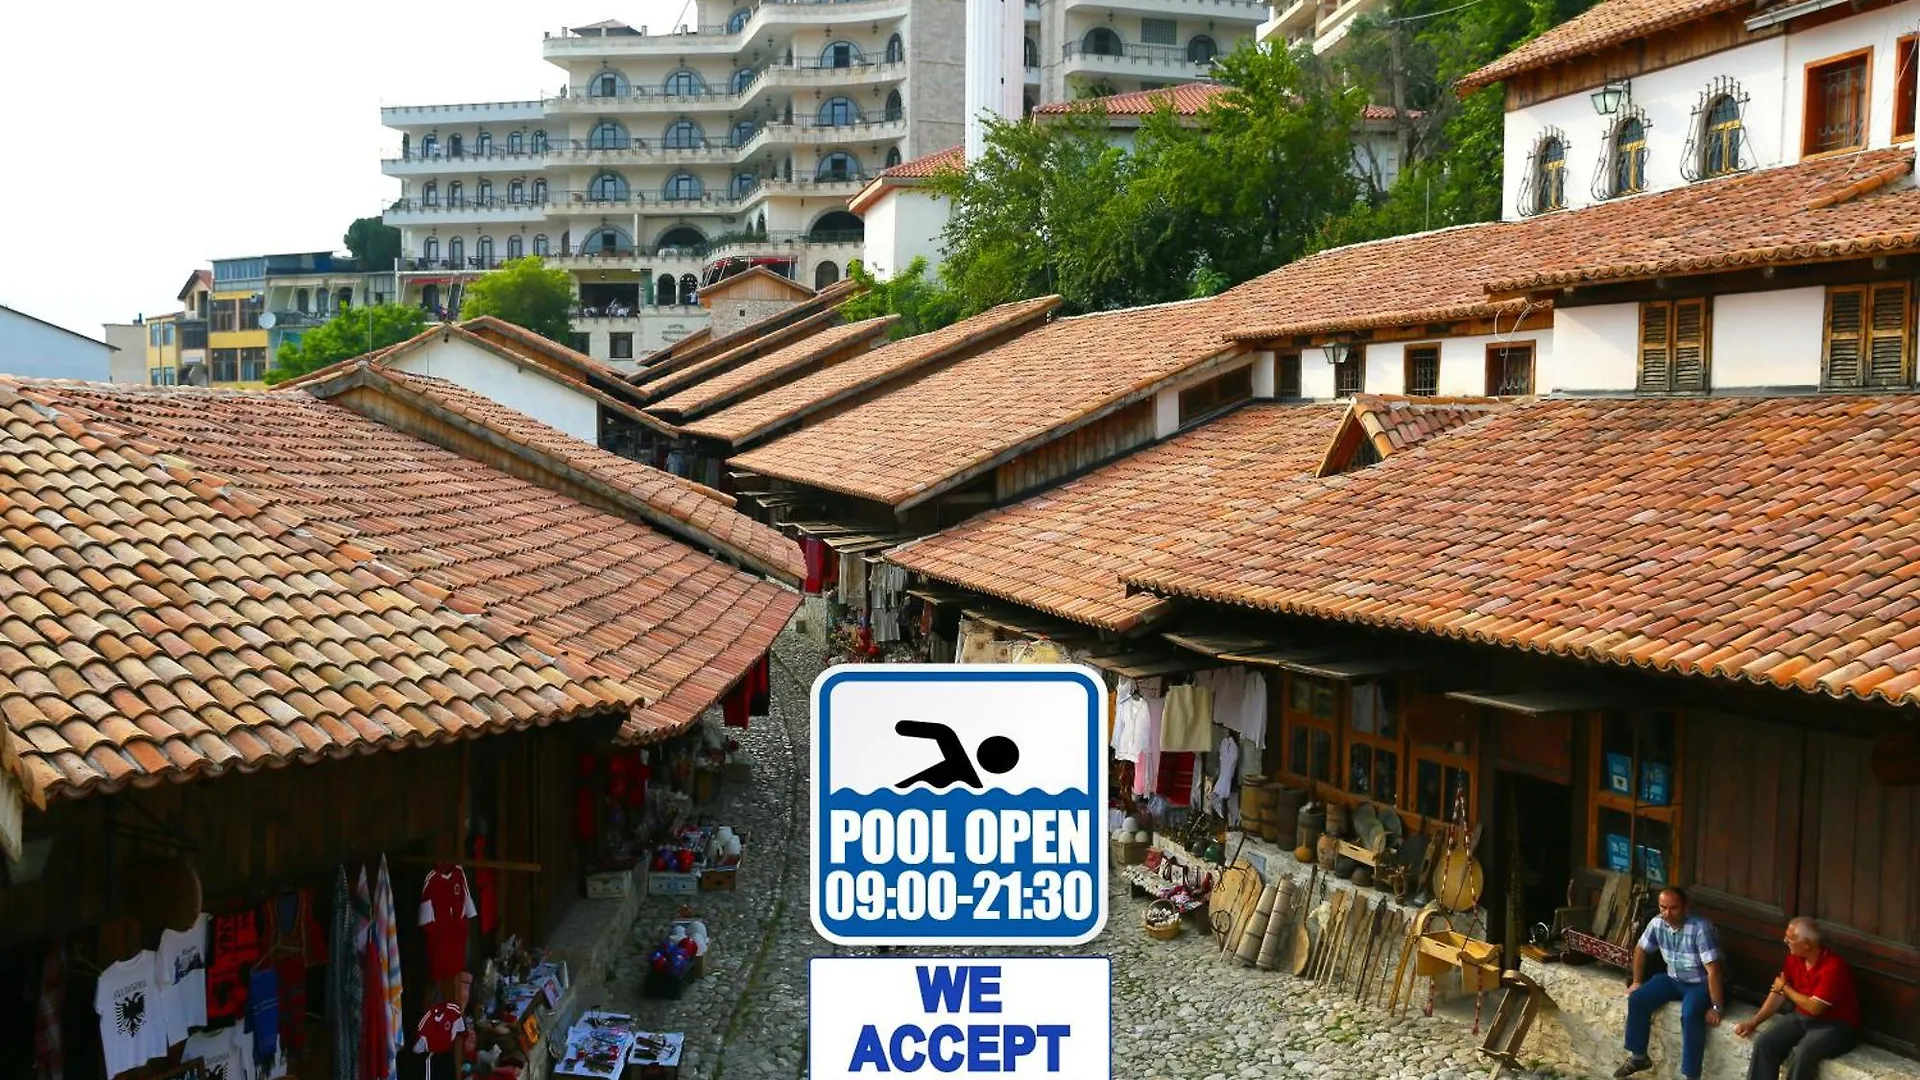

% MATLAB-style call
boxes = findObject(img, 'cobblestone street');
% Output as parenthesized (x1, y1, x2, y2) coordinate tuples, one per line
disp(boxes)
(603, 624, 1547, 1080)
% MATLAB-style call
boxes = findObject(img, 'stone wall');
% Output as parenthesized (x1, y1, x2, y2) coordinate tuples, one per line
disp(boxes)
(523, 867, 648, 1080)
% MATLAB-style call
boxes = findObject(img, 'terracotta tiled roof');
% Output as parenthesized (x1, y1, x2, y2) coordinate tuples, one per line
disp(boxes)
(1221, 220, 1538, 341)
(648, 316, 897, 420)
(890, 403, 1348, 631)
(1318, 395, 1509, 476)
(682, 296, 1064, 448)
(1457, 0, 1751, 92)
(0, 382, 635, 804)
(28, 382, 800, 750)
(290, 358, 804, 585)
(1031, 83, 1229, 117)
(459, 316, 653, 402)
(631, 278, 864, 385)
(1486, 148, 1920, 292)
(879, 146, 964, 178)
(1124, 393, 1920, 709)
(730, 296, 1248, 508)
(641, 326, 709, 368)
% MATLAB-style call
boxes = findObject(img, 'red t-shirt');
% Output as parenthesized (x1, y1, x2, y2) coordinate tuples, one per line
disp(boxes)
(1783, 949, 1859, 1028)
(412, 1002, 467, 1054)
(418, 867, 477, 982)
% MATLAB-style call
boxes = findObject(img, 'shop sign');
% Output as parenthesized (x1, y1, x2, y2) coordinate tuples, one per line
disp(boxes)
(810, 664, 1107, 945)
(809, 957, 1110, 1078)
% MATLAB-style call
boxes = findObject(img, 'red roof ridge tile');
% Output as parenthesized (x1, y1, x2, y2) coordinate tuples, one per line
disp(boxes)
(1456, 0, 1751, 93)
(648, 314, 899, 419)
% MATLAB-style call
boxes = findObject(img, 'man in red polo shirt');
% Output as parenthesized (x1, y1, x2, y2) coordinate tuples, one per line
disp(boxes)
(1735, 917, 1859, 1080)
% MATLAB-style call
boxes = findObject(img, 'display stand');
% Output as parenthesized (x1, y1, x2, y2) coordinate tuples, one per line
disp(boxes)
(627, 1032, 685, 1078)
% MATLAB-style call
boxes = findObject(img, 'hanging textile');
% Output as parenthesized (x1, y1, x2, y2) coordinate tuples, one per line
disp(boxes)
(1160, 684, 1215, 752)
(374, 857, 405, 1080)
(1132, 693, 1164, 796)
(722, 676, 751, 728)
(748, 654, 772, 717)
(34, 941, 63, 1080)
(206, 907, 262, 1025)
(1155, 752, 1195, 804)
(357, 869, 388, 1080)
(1213, 733, 1240, 822)
(801, 538, 831, 593)
(329, 867, 362, 1080)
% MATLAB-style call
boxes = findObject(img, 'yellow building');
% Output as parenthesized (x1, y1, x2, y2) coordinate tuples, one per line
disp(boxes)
(144, 312, 182, 384)
(209, 257, 271, 386)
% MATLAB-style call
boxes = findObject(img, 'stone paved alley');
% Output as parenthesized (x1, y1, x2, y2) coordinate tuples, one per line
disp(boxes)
(600, 625, 1548, 1080)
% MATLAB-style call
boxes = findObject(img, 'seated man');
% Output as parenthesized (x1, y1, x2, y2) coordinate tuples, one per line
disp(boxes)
(1736, 917, 1859, 1080)
(1617, 886, 1729, 1080)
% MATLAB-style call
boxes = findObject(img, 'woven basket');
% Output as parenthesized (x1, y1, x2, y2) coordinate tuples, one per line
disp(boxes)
(1143, 900, 1183, 941)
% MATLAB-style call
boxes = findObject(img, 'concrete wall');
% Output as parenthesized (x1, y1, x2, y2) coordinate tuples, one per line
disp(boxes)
(1502, 0, 1920, 220)
(1545, 287, 1831, 393)
(0, 308, 113, 382)
(102, 323, 148, 384)
(860, 186, 951, 278)
(386, 333, 602, 444)
(906, 0, 967, 157)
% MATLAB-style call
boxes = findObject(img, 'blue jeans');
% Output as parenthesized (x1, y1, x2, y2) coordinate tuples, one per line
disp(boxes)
(1626, 974, 1712, 1079)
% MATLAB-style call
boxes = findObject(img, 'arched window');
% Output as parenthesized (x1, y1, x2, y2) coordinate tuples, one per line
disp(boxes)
(508, 235, 524, 259)
(589, 171, 629, 201)
(589, 120, 628, 149)
(730, 120, 758, 147)
(809, 210, 864, 241)
(658, 226, 706, 250)
(423, 181, 439, 206)
(422, 134, 438, 158)
(815, 261, 840, 289)
(885, 146, 902, 167)
(532, 178, 548, 202)
(663, 69, 705, 96)
(886, 34, 904, 63)
(587, 227, 629, 255)
(449, 134, 463, 157)
(680, 274, 699, 303)
(1611, 116, 1647, 196)
(532, 234, 550, 256)
(727, 7, 751, 33)
(1188, 35, 1217, 63)
(508, 131, 524, 153)
(731, 67, 756, 94)
(295, 288, 310, 313)
(664, 119, 703, 148)
(532, 130, 548, 152)
(423, 237, 439, 263)
(449, 237, 465, 266)
(477, 179, 492, 204)
(509, 179, 525, 203)
(591, 71, 626, 98)
(817, 151, 860, 181)
(449, 181, 464, 206)
(1534, 136, 1566, 213)
(664, 172, 703, 200)
(658, 275, 678, 306)
(1702, 94, 1743, 177)
(478, 236, 494, 265)
(885, 90, 903, 122)
(822, 40, 862, 68)
(731, 172, 758, 199)
(336, 289, 351, 310)
(1083, 28, 1121, 56)
(477, 132, 492, 156)
(819, 97, 861, 126)
(316, 288, 331, 313)
(1024, 37, 1039, 68)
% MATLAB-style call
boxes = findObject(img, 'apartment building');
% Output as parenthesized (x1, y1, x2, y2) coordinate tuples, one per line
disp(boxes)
(1030, 0, 1266, 106)
(381, 0, 970, 366)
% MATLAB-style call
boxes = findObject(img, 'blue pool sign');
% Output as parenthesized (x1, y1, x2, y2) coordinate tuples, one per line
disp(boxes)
(810, 664, 1108, 946)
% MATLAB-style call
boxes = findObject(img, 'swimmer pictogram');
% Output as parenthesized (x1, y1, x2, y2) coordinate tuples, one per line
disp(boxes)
(893, 720, 1020, 790)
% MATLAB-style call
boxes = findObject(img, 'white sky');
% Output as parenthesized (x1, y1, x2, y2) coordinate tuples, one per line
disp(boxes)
(0, 0, 680, 339)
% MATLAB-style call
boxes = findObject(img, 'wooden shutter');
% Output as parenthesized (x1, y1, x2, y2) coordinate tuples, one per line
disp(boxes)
(1639, 301, 1673, 391)
(1824, 286, 1865, 388)
(1672, 298, 1708, 391)
(1867, 282, 1911, 387)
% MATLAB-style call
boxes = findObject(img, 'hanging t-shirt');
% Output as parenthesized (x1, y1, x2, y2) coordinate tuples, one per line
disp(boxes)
(158, 913, 210, 1045)
(411, 1002, 467, 1054)
(1132, 694, 1164, 796)
(94, 951, 170, 1079)
(206, 908, 262, 1024)
(183, 1026, 248, 1080)
(247, 966, 279, 1075)
(418, 867, 477, 982)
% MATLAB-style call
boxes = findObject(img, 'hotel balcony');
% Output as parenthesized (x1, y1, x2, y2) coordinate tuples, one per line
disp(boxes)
(1060, 40, 1220, 82)
(384, 197, 548, 227)
(550, 250, 709, 274)
(545, 137, 741, 167)
(539, 0, 911, 61)
(1259, 0, 1318, 43)
(380, 99, 545, 129)
(1310, 0, 1383, 54)
(381, 145, 554, 177)
(739, 117, 906, 156)
(1061, 0, 1268, 23)
(550, 58, 907, 116)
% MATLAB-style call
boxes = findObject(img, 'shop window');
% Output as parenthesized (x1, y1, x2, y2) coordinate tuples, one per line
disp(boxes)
(1408, 703, 1476, 827)
(1486, 343, 1535, 395)
(1899, 37, 1918, 140)
(1176, 363, 1253, 426)
(609, 332, 634, 359)
(1589, 710, 1683, 886)
(1822, 282, 1912, 389)
(1282, 674, 1340, 797)
(1404, 343, 1439, 396)
(1334, 346, 1364, 396)
(1803, 49, 1869, 156)
(1344, 681, 1399, 806)
(1638, 298, 1709, 393)
(1277, 352, 1302, 398)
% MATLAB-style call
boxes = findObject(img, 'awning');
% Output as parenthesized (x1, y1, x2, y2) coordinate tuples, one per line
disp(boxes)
(906, 584, 972, 606)
(1444, 688, 1633, 715)
(822, 533, 914, 554)
(1161, 631, 1415, 680)
(959, 604, 1098, 647)
(1080, 648, 1198, 678)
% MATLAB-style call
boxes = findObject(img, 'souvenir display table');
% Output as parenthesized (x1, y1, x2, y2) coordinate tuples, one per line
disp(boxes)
(626, 1032, 686, 1078)
(554, 1011, 638, 1080)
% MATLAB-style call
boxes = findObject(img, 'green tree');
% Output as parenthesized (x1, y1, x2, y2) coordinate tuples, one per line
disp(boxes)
(840, 258, 966, 338)
(343, 216, 403, 272)
(266, 303, 428, 385)
(457, 256, 575, 341)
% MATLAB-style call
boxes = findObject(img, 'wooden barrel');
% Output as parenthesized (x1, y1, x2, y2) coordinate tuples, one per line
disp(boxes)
(1325, 801, 1350, 840)
(1270, 786, 1307, 844)
(1241, 781, 1275, 837)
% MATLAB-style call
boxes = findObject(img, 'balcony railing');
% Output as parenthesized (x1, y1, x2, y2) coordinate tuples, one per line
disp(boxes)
(554, 58, 906, 107)
(541, 0, 910, 47)
(391, 173, 874, 216)
(404, 255, 516, 272)
(386, 145, 555, 164)
(1062, 41, 1217, 66)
